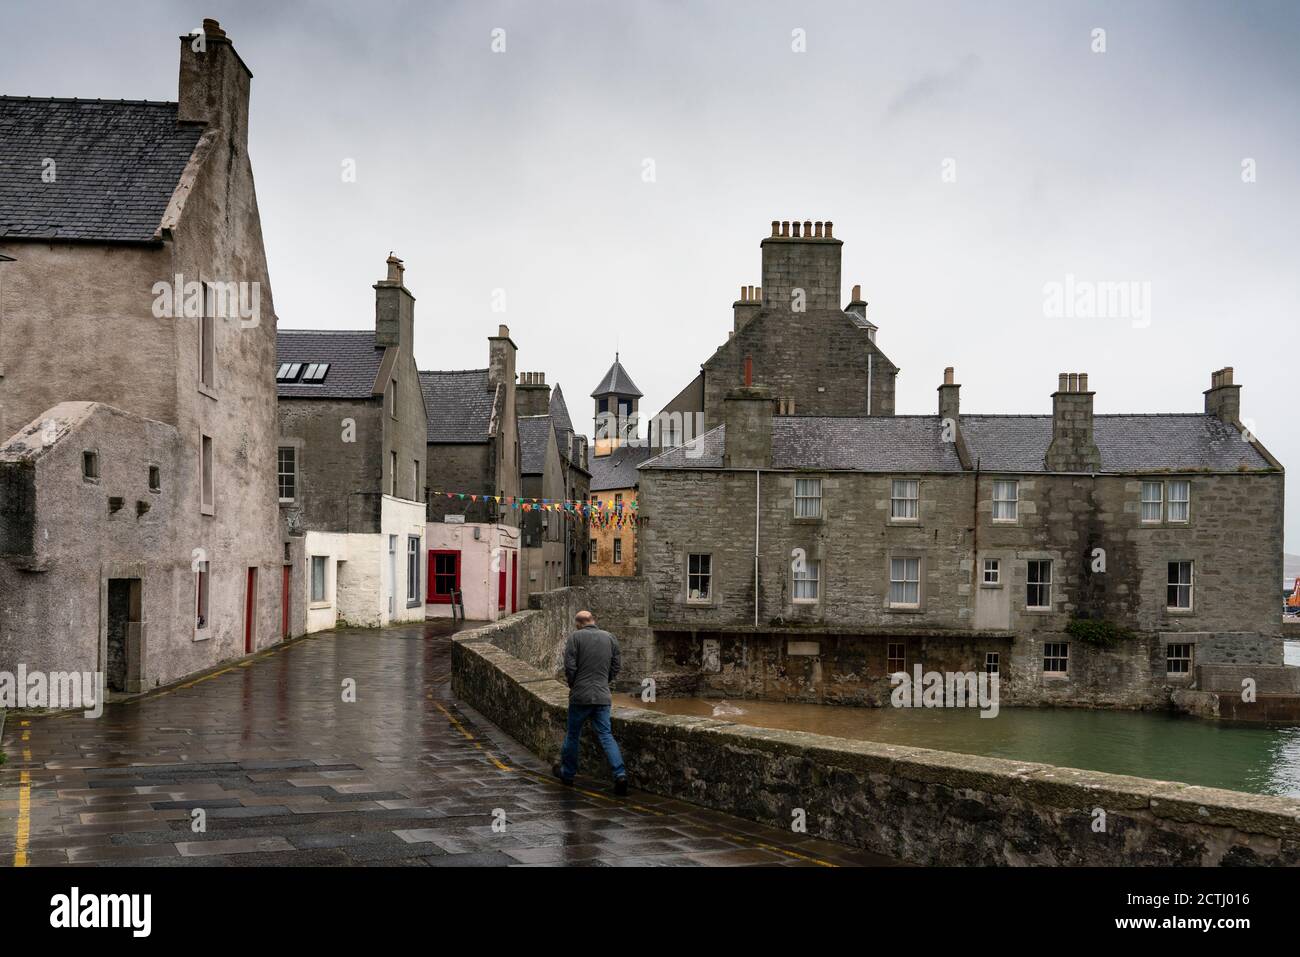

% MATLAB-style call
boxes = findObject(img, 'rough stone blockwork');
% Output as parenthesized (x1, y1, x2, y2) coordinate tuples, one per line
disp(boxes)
(453, 593, 1300, 866)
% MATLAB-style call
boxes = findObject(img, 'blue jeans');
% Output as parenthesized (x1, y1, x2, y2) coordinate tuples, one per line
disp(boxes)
(560, 703, 625, 780)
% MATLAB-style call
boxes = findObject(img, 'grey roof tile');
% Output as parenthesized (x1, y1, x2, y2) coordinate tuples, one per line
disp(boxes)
(518, 415, 553, 474)
(590, 444, 654, 490)
(641, 414, 1271, 474)
(590, 358, 642, 398)
(419, 369, 495, 443)
(276, 330, 382, 400)
(549, 383, 574, 434)
(0, 98, 203, 243)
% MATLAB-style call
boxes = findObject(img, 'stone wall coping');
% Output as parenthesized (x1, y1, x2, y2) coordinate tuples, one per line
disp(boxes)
(454, 619, 1300, 841)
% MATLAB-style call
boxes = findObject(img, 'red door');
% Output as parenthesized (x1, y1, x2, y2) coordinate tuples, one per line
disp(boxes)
(281, 565, 290, 639)
(510, 553, 517, 612)
(497, 557, 507, 612)
(244, 567, 257, 654)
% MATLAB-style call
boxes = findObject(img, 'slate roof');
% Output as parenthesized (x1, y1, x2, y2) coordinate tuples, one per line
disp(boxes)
(549, 384, 574, 434)
(518, 415, 554, 475)
(590, 444, 655, 491)
(591, 358, 642, 398)
(276, 330, 382, 400)
(0, 98, 204, 243)
(419, 369, 496, 444)
(961, 414, 1271, 473)
(641, 414, 1272, 474)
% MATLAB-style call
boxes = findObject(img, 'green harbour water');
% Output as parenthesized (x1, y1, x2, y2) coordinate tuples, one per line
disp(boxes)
(625, 641, 1300, 798)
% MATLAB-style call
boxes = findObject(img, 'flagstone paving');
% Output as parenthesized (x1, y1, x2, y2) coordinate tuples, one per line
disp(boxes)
(0, 621, 895, 867)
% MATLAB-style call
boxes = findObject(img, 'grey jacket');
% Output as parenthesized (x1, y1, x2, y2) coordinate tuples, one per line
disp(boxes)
(563, 625, 621, 706)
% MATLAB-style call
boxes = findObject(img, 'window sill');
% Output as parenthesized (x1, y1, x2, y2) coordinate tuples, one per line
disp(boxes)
(685, 600, 714, 608)
(792, 516, 823, 525)
(1164, 608, 1195, 616)
(1043, 672, 1069, 680)
(200, 504, 215, 517)
(885, 605, 923, 614)
(309, 601, 331, 610)
(406, 600, 421, 609)
(990, 519, 1019, 526)
(792, 599, 820, 606)
(1024, 607, 1054, 614)
(197, 383, 218, 401)
(193, 630, 210, 642)
(887, 518, 920, 526)
(279, 498, 295, 506)
(980, 582, 1002, 589)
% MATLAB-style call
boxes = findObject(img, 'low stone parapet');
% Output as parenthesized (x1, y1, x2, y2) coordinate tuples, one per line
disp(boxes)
(453, 606, 1300, 866)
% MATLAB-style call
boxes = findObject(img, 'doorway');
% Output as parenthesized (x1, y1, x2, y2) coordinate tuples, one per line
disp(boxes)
(106, 578, 142, 693)
(244, 567, 258, 654)
(281, 564, 291, 639)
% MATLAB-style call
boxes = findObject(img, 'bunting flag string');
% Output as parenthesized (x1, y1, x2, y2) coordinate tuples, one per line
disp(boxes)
(430, 489, 639, 527)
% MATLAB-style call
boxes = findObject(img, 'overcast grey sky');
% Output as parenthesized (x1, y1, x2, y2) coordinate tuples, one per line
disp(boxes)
(4, 0, 1298, 549)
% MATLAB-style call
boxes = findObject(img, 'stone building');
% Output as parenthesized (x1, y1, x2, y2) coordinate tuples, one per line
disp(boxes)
(0, 19, 283, 691)
(636, 221, 1286, 711)
(276, 255, 428, 635)
(517, 378, 590, 593)
(650, 220, 898, 449)
(588, 357, 651, 576)
(421, 325, 523, 620)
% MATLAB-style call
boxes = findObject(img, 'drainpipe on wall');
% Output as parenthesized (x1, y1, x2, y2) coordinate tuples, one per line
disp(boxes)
(754, 469, 761, 628)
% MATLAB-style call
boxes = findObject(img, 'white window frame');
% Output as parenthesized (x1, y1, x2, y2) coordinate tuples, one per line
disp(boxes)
(687, 553, 712, 604)
(407, 535, 421, 606)
(794, 478, 822, 518)
(277, 447, 296, 503)
(1140, 481, 1163, 523)
(890, 479, 919, 521)
(1167, 561, 1193, 611)
(1043, 642, 1069, 675)
(889, 556, 921, 608)
(1166, 643, 1193, 676)
(1167, 480, 1190, 523)
(1026, 559, 1052, 610)
(310, 555, 329, 605)
(793, 559, 820, 603)
(992, 480, 1019, 523)
(194, 561, 210, 631)
(613, 538, 623, 564)
(982, 558, 1000, 586)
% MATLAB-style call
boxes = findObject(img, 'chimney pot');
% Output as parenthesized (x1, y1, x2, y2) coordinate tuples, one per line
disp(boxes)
(851, 283, 862, 302)
(203, 18, 226, 37)
(1057, 373, 1068, 392)
(498, 324, 509, 338)
(814, 221, 823, 238)
(944, 366, 954, 385)
(771, 221, 780, 238)
(739, 285, 747, 302)
(1079, 372, 1089, 392)
(804, 220, 813, 238)
(792, 221, 801, 238)
(781, 221, 790, 237)
(755, 286, 761, 301)
(1223, 366, 1234, 385)
(825, 221, 833, 238)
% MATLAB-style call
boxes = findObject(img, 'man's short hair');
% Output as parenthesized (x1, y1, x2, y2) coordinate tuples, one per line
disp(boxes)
(575, 610, 595, 626)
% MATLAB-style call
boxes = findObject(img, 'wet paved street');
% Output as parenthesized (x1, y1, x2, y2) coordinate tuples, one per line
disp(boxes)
(0, 623, 893, 867)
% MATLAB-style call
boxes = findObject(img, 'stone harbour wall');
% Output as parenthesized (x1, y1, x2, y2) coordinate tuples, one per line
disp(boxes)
(452, 599, 1300, 866)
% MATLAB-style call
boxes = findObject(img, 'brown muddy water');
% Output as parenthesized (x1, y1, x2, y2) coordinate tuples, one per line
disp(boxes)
(621, 676, 1300, 799)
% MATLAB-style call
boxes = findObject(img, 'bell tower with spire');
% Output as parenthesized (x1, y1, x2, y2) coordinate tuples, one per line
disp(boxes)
(591, 353, 642, 457)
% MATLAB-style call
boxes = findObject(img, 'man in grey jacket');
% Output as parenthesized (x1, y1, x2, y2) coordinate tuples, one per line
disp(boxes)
(552, 610, 628, 795)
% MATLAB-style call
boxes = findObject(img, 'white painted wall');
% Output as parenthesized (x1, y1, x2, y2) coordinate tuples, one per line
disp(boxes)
(425, 521, 521, 622)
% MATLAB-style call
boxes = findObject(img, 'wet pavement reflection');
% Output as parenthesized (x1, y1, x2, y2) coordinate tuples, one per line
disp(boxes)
(0, 623, 893, 867)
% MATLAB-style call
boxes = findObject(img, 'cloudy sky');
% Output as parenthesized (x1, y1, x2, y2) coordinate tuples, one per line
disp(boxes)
(5, 0, 1298, 549)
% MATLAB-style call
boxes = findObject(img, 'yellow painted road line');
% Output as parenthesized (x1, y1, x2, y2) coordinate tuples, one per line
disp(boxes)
(720, 830, 835, 867)
(13, 756, 32, 867)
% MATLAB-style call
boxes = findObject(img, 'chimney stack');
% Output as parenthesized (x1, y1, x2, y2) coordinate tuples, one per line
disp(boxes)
(761, 217, 842, 315)
(177, 19, 252, 147)
(374, 252, 414, 349)
(723, 384, 773, 469)
(488, 324, 517, 391)
(1204, 366, 1242, 425)
(1045, 372, 1102, 472)
(733, 284, 762, 332)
